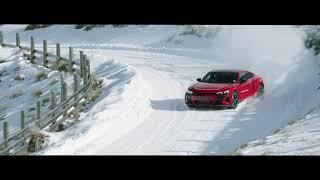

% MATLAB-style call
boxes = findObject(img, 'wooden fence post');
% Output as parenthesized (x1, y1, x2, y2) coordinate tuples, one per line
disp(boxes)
(74, 74, 79, 106)
(16, 33, 20, 48)
(80, 51, 84, 78)
(63, 82, 67, 101)
(83, 55, 87, 84)
(21, 111, 25, 130)
(36, 101, 41, 128)
(0, 31, 3, 46)
(69, 47, 73, 73)
(21, 111, 25, 145)
(56, 43, 60, 64)
(62, 82, 67, 117)
(51, 91, 56, 110)
(3, 122, 8, 152)
(60, 74, 64, 103)
(30, 36, 35, 63)
(43, 40, 47, 67)
(86, 58, 91, 80)
(51, 91, 57, 124)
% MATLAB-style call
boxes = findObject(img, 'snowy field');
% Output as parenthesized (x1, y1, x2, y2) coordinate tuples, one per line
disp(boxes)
(0, 25, 319, 155)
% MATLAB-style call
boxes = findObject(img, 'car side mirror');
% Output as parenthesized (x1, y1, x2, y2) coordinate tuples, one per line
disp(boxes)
(196, 78, 202, 82)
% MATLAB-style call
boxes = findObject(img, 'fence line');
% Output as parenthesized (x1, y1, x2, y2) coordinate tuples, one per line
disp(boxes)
(0, 32, 94, 155)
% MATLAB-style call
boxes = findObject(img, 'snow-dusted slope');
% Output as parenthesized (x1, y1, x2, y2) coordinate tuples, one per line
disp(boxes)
(0, 46, 76, 140)
(1, 25, 319, 155)
(237, 106, 320, 155)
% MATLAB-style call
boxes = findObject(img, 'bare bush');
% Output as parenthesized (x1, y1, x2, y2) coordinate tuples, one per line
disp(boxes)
(34, 89, 43, 97)
(14, 74, 25, 81)
(51, 61, 68, 72)
(36, 72, 48, 81)
(25, 24, 52, 31)
(10, 90, 23, 99)
(86, 74, 103, 102)
(72, 107, 81, 120)
(0, 104, 6, 112)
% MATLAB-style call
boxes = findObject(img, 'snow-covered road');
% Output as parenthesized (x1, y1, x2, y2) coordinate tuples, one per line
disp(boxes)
(40, 44, 320, 155)
(1, 25, 320, 155)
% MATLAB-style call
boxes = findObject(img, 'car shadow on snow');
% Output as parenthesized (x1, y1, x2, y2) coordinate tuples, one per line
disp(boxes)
(150, 99, 226, 111)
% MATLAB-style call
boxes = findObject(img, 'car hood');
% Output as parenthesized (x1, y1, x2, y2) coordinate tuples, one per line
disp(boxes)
(190, 82, 234, 92)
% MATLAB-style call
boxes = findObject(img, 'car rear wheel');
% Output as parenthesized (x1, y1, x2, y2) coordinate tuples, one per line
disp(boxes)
(230, 91, 238, 109)
(257, 84, 264, 96)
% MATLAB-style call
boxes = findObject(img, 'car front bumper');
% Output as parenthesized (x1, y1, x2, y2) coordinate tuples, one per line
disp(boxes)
(185, 92, 231, 107)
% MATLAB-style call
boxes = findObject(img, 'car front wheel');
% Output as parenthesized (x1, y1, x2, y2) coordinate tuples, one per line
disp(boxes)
(185, 94, 196, 107)
(230, 91, 238, 109)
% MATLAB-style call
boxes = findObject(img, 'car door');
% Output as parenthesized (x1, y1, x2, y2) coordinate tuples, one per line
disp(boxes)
(244, 72, 255, 96)
(238, 72, 251, 100)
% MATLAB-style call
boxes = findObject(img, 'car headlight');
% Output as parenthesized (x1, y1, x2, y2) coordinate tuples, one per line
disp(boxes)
(216, 90, 229, 95)
(186, 89, 193, 94)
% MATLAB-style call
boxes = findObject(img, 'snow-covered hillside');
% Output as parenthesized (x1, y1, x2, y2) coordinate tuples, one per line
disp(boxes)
(0, 25, 319, 155)
(237, 106, 320, 155)
(0, 47, 73, 137)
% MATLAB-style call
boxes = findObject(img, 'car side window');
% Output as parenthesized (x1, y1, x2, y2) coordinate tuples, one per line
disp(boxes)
(240, 72, 246, 78)
(239, 72, 246, 82)
(245, 72, 254, 80)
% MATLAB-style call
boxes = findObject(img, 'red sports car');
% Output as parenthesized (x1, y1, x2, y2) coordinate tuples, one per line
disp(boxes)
(185, 69, 264, 109)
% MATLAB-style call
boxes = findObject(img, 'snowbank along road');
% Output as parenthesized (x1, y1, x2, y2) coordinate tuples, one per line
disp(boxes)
(1, 25, 319, 155)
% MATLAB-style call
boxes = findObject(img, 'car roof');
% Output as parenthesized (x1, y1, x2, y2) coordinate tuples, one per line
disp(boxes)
(209, 69, 247, 73)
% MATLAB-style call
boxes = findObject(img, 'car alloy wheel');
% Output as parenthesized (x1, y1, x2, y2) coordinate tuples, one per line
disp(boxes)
(185, 94, 190, 103)
(258, 84, 264, 95)
(185, 94, 196, 108)
(231, 91, 238, 109)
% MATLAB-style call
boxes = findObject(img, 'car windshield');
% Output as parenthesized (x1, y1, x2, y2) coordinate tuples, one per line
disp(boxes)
(201, 72, 238, 83)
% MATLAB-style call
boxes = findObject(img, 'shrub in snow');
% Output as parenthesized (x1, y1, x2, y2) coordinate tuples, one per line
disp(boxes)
(90, 73, 103, 89)
(0, 59, 5, 64)
(84, 25, 105, 31)
(0, 104, 6, 113)
(74, 24, 86, 29)
(180, 27, 203, 37)
(302, 25, 320, 55)
(180, 25, 212, 37)
(74, 24, 105, 31)
(80, 101, 87, 110)
(112, 25, 128, 28)
(86, 89, 100, 102)
(24, 24, 52, 31)
(34, 89, 43, 97)
(72, 107, 80, 120)
(14, 74, 24, 81)
(10, 90, 22, 99)
(0, 68, 6, 77)
(35, 72, 48, 81)
(14, 66, 21, 71)
(86, 74, 103, 102)
(27, 132, 46, 152)
(51, 61, 68, 72)
(180, 25, 221, 38)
